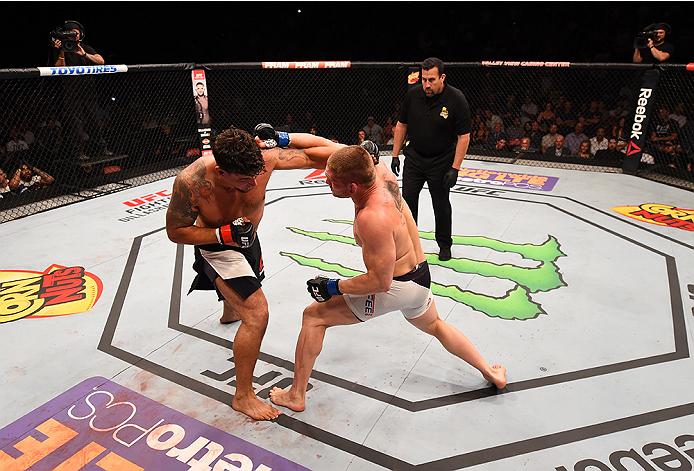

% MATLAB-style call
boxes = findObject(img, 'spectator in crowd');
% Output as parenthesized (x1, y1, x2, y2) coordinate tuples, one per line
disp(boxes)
(18, 122, 35, 147)
(520, 95, 538, 125)
(513, 137, 536, 153)
(52, 20, 112, 161)
(654, 141, 688, 175)
(493, 138, 511, 153)
(154, 125, 185, 159)
(488, 122, 508, 148)
(484, 109, 503, 133)
(601, 104, 627, 132)
(541, 124, 563, 154)
(301, 111, 315, 133)
(6, 130, 28, 153)
(581, 101, 603, 137)
(670, 103, 688, 128)
(278, 113, 299, 133)
(612, 116, 629, 152)
(471, 108, 484, 134)
(500, 94, 520, 126)
(594, 138, 624, 165)
(544, 135, 571, 158)
(0, 168, 12, 198)
(565, 122, 589, 155)
(590, 127, 609, 155)
(576, 140, 592, 159)
(527, 121, 543, 152)
(382, 116, 395, 145)
(536, 102, 556, 133)
(649, 107, 680, 166)
(555, 100, 578, 136)
(506, 116, 524, 141)
(633, 23, 674, 63)
(356, 129, 366, 145)
(471, 120, 489, 148)
(8, 164, 54, 193)
(36, 117, 63, 152)
(363, 116, 383, 144)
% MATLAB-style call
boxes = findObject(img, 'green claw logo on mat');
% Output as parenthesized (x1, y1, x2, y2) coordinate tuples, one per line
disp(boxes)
(280, 219, 567, 321)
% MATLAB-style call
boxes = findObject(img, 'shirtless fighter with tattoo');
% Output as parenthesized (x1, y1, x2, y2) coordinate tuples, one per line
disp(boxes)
(270, 145, 506, 413)
(166, 124, 342, 420)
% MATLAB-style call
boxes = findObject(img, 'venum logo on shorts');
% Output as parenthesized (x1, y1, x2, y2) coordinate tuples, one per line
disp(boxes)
(0, 265, 103, 323)
(279, 219, 567, 320)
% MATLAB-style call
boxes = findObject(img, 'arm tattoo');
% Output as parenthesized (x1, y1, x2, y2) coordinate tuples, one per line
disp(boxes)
(276, 148, 309, 165)
(168, 162, 211, 227)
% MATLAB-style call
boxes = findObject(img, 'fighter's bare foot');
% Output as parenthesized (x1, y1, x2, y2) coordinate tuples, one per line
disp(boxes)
(483, 364, 507, 389)
(269, 387, 305, 412)
(220, 312, 241, 324)
(232, 395, 281, 420)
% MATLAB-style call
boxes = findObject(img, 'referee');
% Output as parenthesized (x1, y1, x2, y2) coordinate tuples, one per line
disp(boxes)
(391, 57, 471, 261)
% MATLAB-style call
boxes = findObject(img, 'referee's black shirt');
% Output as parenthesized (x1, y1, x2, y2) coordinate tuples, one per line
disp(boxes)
(400, 83, 472, 156)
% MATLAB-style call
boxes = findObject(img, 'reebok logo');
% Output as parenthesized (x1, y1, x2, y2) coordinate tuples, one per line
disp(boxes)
(630, 88, 652, 139)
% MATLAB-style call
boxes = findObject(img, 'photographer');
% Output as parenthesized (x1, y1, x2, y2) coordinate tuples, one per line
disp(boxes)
(633, 23, 674, 63)
(52, 20, 104, 67)
(51, 20, 111, 161)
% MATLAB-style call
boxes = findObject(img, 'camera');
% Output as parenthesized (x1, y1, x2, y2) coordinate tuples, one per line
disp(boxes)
(50, 28, 81, 53)
(633, 30, 657, 49)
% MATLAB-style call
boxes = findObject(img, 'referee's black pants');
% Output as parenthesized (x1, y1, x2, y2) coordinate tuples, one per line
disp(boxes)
(401, 146, 455, 250)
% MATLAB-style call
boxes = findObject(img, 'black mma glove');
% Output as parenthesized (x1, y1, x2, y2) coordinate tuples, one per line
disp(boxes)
(391, 156, 401, 176)
(443, 167, 459, 189)
(360, 140, 380, 165)
(216, 218, 255, 248)
(254, 123, 291, 148)
(307, 276, 342, 303)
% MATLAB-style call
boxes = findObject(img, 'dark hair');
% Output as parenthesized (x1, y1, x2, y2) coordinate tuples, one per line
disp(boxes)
(213, 127, 266, 176)
(421, 57, 444, 75)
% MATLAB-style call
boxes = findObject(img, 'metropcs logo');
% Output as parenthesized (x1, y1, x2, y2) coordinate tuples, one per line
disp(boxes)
(0, 264, 103, 323)
(612, 203, 694, 231)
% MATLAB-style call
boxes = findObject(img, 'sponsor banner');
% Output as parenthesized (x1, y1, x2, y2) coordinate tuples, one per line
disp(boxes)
(612, 203, 694, 231)
(482, 60, 570, 67)
(0, 377, 310, 471)
(262, 61, 350, 69)
(457, 168, 558, 191)
(38, 65, 127, 76)
(192, 70, 213, 157)
(0, 264, 103, 323)
(623, 69, 660, 174)
(119, 190, 171, 223)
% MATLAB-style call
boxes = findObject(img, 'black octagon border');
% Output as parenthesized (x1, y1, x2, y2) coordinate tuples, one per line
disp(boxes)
(98, 186, 692, 470)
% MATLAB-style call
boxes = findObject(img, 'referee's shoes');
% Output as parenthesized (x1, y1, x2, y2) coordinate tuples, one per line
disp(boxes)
(439, 247, 452, 261)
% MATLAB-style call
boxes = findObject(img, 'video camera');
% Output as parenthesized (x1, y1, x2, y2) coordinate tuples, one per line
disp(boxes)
(633, 30, 658, 49)
(633, 22, 671, 49)
(50, 27, 81, 52)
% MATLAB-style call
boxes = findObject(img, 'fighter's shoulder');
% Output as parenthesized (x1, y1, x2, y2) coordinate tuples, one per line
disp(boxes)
(177, 157, 209, 181)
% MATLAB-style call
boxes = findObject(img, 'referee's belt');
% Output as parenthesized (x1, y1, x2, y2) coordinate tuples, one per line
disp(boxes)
(409, 145, 454, 159)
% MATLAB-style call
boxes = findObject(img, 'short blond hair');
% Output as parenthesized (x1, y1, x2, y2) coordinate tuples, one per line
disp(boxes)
(327, 146, 376, 186)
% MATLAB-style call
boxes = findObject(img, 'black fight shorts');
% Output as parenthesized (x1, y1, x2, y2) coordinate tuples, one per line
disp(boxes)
(188, 238, 265, 300)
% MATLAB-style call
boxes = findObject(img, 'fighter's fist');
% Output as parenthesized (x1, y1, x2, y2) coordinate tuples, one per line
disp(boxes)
(360, 140, 380, 165)
(307, 276, 342, 302)
(254, 123, 290, 148)
(216, 218, 255, 248)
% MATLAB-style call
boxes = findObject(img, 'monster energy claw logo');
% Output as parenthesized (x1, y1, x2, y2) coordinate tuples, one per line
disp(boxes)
(281, 219, 567, 320)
